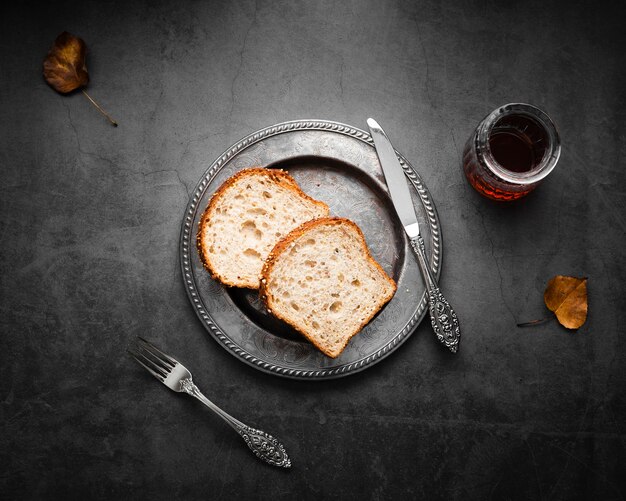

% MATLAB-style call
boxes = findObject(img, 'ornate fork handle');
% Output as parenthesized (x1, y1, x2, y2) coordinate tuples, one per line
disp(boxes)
(180, 378, 291, 468)
(410, 235, 461, 353)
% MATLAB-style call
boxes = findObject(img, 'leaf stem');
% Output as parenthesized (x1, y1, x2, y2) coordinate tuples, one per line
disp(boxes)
(517, 317, 553, 328)
(81, 90, 118, 127)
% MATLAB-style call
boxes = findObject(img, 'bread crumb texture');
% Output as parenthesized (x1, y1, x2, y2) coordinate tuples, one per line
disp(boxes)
(197, 168, 329, 289)
(261, 217, 397, 358)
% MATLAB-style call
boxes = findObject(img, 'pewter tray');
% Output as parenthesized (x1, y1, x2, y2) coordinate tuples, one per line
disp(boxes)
(180, 120, 441, 379)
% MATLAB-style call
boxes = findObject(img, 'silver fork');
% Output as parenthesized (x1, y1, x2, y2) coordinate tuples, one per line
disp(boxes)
(128, 337, 291, 468)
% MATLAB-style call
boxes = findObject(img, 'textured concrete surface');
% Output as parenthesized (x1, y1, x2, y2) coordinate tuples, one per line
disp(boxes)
(1, 0, 625, 499)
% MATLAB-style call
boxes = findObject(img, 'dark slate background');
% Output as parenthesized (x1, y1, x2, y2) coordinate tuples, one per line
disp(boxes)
(1, 0, 625, 499)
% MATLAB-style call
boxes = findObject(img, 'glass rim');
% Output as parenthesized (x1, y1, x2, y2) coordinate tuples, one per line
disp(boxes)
(478, 103, 561, 185)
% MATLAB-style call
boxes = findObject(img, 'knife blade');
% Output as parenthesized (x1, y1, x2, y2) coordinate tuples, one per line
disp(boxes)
(367, 118, 461, 353)
(366, 119, 421, 239)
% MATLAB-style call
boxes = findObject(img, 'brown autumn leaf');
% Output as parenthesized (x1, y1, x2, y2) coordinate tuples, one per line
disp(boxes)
(544, 275, 588, 329)
(43, 32, 89, 93)
(43, 32, 117, 126)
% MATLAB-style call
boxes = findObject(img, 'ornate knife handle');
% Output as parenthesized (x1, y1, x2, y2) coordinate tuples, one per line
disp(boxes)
(181, 379, 291, 468)
(410, 235, 461, 353)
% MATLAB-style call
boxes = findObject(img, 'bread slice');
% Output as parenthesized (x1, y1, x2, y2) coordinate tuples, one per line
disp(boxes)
(197, 168, 329, 289)
(260, 217, 397, 358)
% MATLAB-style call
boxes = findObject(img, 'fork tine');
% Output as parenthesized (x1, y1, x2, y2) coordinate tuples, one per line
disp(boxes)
(134, 349, 170, 377)
(128, 351, 165, 381)
(137, 337, 178, 368)
(132, 342, 173, 375)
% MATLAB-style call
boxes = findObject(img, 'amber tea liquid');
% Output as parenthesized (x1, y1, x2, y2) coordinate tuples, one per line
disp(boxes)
(488, 115, 548, 173)
(463, 104, 560, 201)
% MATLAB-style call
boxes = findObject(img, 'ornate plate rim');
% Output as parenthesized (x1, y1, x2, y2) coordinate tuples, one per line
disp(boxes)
(179, 119, 442, 379)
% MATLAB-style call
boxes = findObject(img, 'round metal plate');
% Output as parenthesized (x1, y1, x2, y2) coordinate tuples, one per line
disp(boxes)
(180, 120, 442, 379)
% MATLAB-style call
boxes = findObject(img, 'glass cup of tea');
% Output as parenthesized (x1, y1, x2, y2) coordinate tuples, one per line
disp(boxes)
(462, 103, 561, 201)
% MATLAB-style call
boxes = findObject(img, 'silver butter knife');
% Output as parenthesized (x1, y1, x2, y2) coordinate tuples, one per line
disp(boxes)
(367, 118, 461, 353)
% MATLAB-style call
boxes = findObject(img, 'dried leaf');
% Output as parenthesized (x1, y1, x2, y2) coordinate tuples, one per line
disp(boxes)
(42, 32, 117, 126)
(544, 275, 588, 329)
(43, 32, 89, 93)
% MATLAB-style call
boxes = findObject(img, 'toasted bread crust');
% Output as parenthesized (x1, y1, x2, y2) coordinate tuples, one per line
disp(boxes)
(197, 167, 329, 289)
(260, 217, 397, 358)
